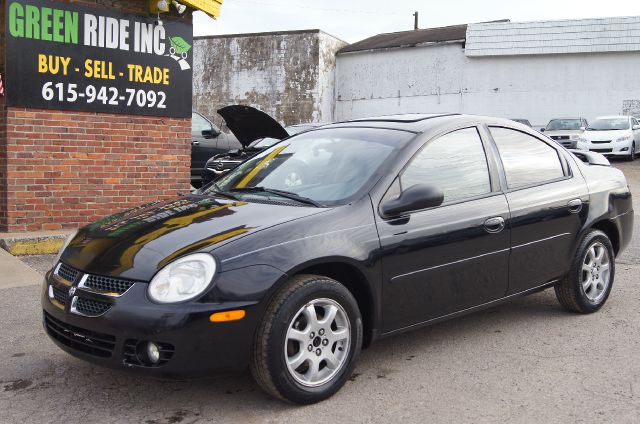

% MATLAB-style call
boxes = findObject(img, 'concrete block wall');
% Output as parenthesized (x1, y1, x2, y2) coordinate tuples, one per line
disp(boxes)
(193, 30, 346, 128)
(0, 0, 192, 232)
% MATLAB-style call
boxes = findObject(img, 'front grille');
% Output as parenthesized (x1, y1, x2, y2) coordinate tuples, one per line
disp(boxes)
(43, 311, 116, 358)
(57, 262, 79, 282)
(123, 339, 175, 367)
(591, 140, 611, 144)
(592, 148, 612, 153)
(51, 285, 68, 305)
(551, 135, 569, 140)
(74, 297, 112, 316)
(84, 275, 135, 295)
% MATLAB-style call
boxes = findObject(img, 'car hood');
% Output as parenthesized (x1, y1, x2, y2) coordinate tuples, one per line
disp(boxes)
(583, 129, 629, 140)
(60, 195, 327, 281)
(217, 105, 289, 147)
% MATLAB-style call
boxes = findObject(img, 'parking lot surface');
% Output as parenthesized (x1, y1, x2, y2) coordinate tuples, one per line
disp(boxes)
(1, 160, 639, 424)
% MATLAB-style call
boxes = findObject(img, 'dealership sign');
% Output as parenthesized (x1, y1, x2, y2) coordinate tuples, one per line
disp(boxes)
(5, 0, 192, 117)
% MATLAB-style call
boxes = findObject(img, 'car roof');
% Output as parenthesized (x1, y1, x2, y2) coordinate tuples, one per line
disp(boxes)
(547, 117, 584, 120)
(319, 113, 533, 134)
(595, 115, 630, 119)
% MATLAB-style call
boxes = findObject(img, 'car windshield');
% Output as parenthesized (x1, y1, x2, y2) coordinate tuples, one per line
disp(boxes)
(204, 128, 413, 205)
(587, 118, 630, 131)
(545, 119, 582, 131)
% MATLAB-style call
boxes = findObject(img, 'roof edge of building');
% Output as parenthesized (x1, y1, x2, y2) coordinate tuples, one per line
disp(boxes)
(194, 29, 322, 40)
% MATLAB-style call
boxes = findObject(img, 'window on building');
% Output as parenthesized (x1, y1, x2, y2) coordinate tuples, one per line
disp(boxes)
(490, 127, 565, 189)
(400, 127, 491, 204)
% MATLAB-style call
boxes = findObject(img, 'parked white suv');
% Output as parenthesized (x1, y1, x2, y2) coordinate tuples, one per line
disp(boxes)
(576, 116, 640, 160)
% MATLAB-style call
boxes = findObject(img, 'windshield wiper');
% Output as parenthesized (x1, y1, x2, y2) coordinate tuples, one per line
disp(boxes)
(200, 184, 239, 201)
(230, 187, 322, 207)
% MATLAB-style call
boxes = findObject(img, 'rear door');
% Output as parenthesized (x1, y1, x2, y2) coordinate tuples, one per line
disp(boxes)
(378, 126, 510, 332)
(487, 126, 589, 294)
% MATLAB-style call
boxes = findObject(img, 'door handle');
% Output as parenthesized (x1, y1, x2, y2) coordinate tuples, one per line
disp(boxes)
(567, 198, 582, 213)
(484, 216, 505, 233)
(192, 140, 200, 146)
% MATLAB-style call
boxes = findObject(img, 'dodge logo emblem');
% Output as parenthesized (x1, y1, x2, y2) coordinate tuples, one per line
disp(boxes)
(68, 287, 76, 297)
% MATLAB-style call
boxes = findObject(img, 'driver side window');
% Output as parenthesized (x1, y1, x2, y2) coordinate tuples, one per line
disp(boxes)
(400, 127, 492, 204)
(192, 112, 217, 136)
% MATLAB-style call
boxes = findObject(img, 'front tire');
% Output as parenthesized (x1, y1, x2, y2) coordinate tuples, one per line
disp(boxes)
(628, 142, 636, 161)
(555, 230, 615, 313)
(251, 274, 363, 404)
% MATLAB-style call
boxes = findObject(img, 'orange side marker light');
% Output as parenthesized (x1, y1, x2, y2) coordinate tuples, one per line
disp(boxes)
(209, 310, 246, 322)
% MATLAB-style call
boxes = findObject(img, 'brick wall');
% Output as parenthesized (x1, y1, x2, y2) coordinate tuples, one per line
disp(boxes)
(0, 0, 192, 232)
(1, 0, 8, 230)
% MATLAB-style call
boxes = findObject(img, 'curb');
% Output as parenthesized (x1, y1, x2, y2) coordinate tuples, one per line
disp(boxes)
(0, 231, 73, 256)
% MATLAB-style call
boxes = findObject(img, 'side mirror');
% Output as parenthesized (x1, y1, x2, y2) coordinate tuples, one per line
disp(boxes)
(633, 125, 640, 130)
(381, 184, 444, 217)
(579, 126, 586, 131)
(540, 128, 545, 132)
(201, 128, 219, 139)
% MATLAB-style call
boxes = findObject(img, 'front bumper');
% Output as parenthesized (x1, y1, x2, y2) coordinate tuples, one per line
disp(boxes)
(201, 166, 230, 183)
(41, 269, 265, 379)
(576, 140, 632, 157)
(554, 139, 578, 149)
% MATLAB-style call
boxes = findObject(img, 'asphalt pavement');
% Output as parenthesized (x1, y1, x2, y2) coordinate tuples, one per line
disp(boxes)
(1, 160, 639, 424)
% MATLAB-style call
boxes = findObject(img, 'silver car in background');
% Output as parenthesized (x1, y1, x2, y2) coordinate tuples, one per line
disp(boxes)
(541, 117, 588, 148)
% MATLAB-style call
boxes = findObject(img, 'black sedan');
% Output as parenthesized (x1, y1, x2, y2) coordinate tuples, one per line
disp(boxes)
(43, 114, 633, 404)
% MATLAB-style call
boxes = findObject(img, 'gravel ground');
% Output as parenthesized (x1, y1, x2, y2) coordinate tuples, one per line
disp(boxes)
(3, 160, 639, 424)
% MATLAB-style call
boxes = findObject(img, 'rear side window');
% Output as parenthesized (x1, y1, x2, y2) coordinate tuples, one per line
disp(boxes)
(490, 127, 565, 189)
(400, 127, 491, 204)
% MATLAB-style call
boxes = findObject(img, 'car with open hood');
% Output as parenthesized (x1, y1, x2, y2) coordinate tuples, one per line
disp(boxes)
(202, 108, 324, 184)
(576, 115, 640, 160)
(43, 114, 633, 404)
(541, 117, 588, 148)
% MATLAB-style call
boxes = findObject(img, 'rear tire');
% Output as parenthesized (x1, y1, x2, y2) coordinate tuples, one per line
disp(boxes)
(555, 230, 615, 313)
(250, 274, 363, 404)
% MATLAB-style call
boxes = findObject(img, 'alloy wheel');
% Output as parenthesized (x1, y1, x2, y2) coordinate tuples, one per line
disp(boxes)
(284, 298, 351, 387)
(580, 241, 611, 304)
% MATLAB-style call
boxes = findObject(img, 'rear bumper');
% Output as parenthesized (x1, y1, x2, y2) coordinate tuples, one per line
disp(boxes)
(614, 210, 634, 256)
(41, 273, 264, 379)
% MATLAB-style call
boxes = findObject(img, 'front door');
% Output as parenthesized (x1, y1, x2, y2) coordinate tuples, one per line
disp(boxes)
(191, 112, 226, 181)
(487, 126, 589, 294)
(378, 127, 510, 333)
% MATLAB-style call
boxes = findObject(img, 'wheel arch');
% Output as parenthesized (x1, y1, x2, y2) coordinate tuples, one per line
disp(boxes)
(590, 219, 620, 256)
(273, 258, 378, 349)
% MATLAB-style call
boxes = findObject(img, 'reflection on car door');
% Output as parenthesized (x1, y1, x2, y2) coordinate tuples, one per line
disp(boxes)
(377, 127, 510, 333)
(488, 127, 589, 294)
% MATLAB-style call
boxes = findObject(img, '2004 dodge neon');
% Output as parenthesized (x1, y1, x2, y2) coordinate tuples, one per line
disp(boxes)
(42, 113, 633, 404)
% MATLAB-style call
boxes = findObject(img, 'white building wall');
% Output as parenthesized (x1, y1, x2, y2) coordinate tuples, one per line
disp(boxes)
(466, 17, 640, 57)
(335, 45, 640, 127)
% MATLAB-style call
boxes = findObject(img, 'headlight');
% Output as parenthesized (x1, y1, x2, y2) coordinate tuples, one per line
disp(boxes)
(616, 135, 632, 142)
(148, 253, 217, 303)
(54, 229, 78, 264)
(577, 137, 588, 143)
(570, 134, 579, 140)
